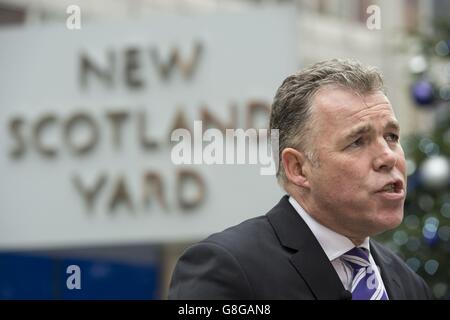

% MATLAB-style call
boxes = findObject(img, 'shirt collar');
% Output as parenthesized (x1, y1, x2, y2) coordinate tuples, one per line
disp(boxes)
(288, 196, 370, 261)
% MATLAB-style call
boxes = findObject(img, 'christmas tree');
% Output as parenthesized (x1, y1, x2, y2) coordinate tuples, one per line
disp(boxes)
(375, 21, 450, 300)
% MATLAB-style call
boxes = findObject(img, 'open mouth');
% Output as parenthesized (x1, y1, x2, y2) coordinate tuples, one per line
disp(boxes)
(376, 180, 404, 197)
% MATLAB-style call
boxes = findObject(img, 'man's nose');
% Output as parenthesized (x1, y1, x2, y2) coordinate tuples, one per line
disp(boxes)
(373, 140, 397, 172)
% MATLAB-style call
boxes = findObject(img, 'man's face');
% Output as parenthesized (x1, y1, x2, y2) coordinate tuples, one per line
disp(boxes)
(304, 87, 406, 239)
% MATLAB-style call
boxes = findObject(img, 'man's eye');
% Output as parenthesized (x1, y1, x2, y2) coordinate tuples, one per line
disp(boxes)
(349, 137, 364, 148)
(386, 133, 399, 143)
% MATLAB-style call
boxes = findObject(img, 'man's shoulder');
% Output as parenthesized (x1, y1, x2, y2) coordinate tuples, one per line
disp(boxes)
(371, 238, 432, 298)
(370, 239, 412, 273)
(195, 196, 292, 254)
(370, 239, 409, 269)
(201, 214, 275, 253)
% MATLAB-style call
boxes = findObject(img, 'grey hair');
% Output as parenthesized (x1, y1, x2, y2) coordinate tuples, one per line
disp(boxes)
(269, 58, 385, 187)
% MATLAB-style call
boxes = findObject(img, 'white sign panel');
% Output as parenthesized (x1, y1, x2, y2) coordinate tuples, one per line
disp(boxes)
(0, 7, 297, 249)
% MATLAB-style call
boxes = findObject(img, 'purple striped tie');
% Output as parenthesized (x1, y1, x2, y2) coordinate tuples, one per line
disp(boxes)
(341, 247, 388, 300)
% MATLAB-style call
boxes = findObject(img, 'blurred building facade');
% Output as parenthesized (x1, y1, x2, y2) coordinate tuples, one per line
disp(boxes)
(0, 0, 441, 135)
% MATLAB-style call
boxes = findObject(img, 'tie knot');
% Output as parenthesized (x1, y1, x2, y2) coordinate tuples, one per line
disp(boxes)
(341, 247, 370, 270)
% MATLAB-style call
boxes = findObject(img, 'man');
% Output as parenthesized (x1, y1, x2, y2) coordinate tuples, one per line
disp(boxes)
(168, 59, 432, 300)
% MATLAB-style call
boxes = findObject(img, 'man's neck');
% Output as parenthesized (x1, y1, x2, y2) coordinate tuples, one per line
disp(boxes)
(348, 237, 365, 247)
(288, 192, 367, 247)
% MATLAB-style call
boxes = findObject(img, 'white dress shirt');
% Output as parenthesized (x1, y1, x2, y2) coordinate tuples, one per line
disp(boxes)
(288, 196, 388, 296)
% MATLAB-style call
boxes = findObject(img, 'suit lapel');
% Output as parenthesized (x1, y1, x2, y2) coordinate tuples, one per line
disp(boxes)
(267, 196, 345, 299)
(370, 240, 404, 299)
(290, 246, 347, 299)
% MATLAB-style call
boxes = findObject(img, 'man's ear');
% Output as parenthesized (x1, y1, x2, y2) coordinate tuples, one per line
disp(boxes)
(281, 148, 310, 188)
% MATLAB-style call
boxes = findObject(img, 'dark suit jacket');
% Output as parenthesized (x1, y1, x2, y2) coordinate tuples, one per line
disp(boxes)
(168, 195, 432, 299)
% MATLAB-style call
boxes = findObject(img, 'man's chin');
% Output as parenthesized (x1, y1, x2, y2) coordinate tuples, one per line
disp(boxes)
(374, 212, 404, 234)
